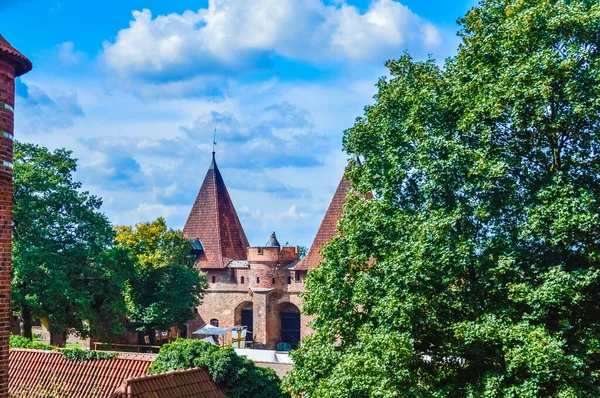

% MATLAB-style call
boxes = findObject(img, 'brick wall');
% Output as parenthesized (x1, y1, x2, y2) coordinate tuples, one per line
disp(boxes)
(188, 247, 315, 350)
(0, 58, 15, 398)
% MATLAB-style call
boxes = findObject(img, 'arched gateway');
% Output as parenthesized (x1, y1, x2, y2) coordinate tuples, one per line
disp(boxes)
(234, 301, 253, 342)
(279, 303, 301, 348)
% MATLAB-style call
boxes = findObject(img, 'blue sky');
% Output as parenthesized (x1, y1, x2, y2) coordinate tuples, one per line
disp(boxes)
(1, 0, 474, 247)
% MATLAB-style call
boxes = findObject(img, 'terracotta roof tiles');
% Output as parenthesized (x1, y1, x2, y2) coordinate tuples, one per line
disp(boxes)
(295, 174, 352, 271)
(113, 367, 226, 398)
(9, 349, 154, 398)
(183, 154, 249, 269)
(0, 35, 32, 76)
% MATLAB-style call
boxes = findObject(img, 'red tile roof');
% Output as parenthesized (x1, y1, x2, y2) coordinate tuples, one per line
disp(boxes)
(113, 367, 226, 398)
(9, 349, 154, 398)
(294, 174, 352, 271)
(183, 153, 249, 269)
(0, 35, 32, 76)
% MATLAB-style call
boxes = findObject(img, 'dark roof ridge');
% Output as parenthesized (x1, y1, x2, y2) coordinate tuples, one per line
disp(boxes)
(213, 155, 223, 266)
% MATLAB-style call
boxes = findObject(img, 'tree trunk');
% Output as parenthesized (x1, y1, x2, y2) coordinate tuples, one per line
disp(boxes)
(10, 313, 21, 335)
(148, 328, 157, 346)
(50, 330, 67, 347)
(21, 304, 33, 339)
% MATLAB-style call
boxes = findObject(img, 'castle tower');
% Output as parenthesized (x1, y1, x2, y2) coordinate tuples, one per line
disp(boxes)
(294, 172, 352, 271)
(0, 35, 32, 398)
(183, 152, 249, 268)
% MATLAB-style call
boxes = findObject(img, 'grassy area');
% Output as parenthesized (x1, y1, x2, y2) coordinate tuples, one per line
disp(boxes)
(66, 342, 84, 349)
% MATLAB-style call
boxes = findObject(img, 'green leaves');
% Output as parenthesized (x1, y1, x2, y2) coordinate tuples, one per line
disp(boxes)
(12, 141, 132, 343)
(115, 218, 207, 332)
(150, 339, 287, 398)
(286, 0, 600, 396)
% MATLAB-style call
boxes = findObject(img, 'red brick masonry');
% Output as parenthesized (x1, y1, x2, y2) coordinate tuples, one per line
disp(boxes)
(0, 34, 31, 398)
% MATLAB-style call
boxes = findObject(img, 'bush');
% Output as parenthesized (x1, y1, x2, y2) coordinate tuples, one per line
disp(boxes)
(149, 339, 287, 398)
(9, 334, 116, 361)
(62, 348, 116, 361)
(10, 334, 54, 350)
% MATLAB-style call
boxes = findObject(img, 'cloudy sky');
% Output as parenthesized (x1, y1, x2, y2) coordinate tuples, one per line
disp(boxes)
(1, 0, 473, 247)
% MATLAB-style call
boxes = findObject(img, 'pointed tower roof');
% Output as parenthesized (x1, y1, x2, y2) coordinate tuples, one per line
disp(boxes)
(264, 232, 281, 248)
(294, 171, 353, 271)
(0, 35, 32, 76)
(183, 153, 249, 269)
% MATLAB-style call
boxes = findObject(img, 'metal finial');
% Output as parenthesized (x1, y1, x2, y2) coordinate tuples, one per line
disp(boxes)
(212, 127, 217, 154)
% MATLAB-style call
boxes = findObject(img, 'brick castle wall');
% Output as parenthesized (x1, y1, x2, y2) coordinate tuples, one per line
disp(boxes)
(188, 247, 314, 349)
(0, 58, 15, 398)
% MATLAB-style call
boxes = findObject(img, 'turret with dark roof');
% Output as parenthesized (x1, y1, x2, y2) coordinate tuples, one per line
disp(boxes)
(183, 153, 249, 269)
(264, 231, 280, 248)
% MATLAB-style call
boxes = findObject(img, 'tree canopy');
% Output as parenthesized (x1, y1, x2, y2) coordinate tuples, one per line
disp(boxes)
(149, 339, 287, 398)
(285, 0, 600, 396)
(115, 218, 207, 337)
(12, 141, 133, 346)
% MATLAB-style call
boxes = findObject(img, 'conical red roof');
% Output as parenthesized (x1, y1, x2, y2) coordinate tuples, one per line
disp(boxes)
(0, 35, 32, 76)
(294, 172, 352, 271)
(183, 154, 249, 269)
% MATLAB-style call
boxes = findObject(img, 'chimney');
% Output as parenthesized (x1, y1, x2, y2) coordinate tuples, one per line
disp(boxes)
(0, 34, 31, 398)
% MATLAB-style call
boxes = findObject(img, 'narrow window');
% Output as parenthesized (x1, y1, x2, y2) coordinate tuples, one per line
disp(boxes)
(211, 276, 216, 284)
(210, 319, 219, 327)
(256, 277, 260, 284)
(272, 277, 276, 284)
(295, 272, 301, 282)
(257, 247, 263, 255)
(287, 276, 291, 284)
(241, 276, 245, 284)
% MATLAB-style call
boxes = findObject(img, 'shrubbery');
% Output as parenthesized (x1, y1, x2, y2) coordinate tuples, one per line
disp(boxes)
(9, 334, 54, 350)
(9, 334, 116, 361)
(149, 339, 287, 398)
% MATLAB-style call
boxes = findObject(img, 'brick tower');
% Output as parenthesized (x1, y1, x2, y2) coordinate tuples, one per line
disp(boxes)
(183, 152, 249, 269)
(0, 35, 32, 397)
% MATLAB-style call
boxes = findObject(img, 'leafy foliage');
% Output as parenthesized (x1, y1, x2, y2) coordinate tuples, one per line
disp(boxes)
(149, 339, 287, 398)
(115, 218, 207, 333)
(61, 348, 117, 361)
(12, 142, 134, 344)
(285, 0, 600, 396)
(9, 334, 54, 351)
(9, 334, 116, 361)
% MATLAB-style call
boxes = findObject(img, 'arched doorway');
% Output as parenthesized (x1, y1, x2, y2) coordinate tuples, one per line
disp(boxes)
(279, 303, 300, 348)
(234, 301, 253, 342)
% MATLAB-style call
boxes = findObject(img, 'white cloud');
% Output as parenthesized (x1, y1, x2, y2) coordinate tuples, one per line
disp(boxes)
(103, 0, 443, 81)
(57, 42, 86, 64)
(14, 80, 84, 134)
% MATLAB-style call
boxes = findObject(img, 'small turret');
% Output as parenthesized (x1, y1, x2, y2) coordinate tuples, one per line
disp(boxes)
(264, 231, 280, 248)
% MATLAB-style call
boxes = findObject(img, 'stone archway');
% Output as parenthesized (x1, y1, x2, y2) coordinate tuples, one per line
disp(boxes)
(278, 303, 301, 348)
(234, 301, 253, 342)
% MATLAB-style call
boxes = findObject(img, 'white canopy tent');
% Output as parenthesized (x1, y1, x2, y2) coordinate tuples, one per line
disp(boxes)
(200, 336, 217, 345)
(192, 324, 232, 346)
(192, 324, 232, 335)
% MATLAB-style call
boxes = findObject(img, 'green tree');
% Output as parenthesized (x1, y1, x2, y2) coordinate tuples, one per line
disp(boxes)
(285, 0, 600, 396)
(149, 339, 287, 398)
(115, 218, 206, 341)
(12, 142, 132, 346)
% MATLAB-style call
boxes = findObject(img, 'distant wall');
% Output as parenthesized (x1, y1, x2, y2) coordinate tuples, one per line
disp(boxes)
(254, 361, 293, 379)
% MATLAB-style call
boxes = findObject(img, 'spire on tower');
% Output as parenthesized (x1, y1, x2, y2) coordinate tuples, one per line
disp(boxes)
(264, 232, 281, 248)
(183, 155, 249, 268)
(212, 127, 217, 155)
